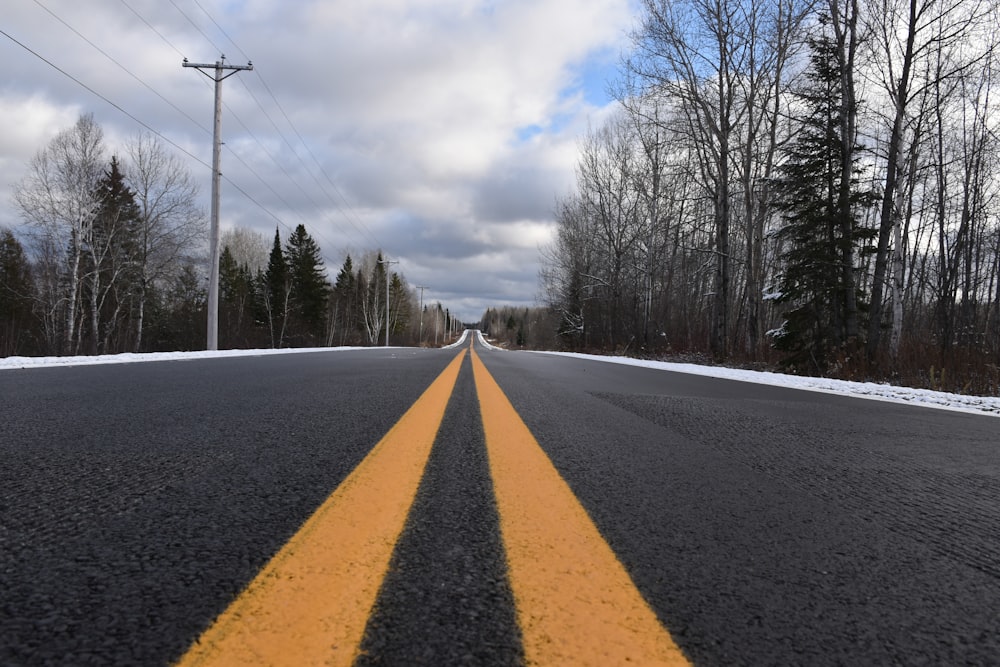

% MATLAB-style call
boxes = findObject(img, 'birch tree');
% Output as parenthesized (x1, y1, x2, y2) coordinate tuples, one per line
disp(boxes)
(864, 0, 990, 362)
(123, 132, 204, 352)
(14, 113, 105, 354)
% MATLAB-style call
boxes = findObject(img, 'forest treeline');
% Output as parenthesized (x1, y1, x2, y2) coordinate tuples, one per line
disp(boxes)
(478, 306, 559, 350)
(0, 114, 460, 356)
(539, 0, 1000, 393)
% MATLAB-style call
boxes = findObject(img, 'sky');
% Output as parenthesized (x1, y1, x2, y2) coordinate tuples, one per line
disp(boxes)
(3, 334, 998, 417)
(0, 0, 637, 322)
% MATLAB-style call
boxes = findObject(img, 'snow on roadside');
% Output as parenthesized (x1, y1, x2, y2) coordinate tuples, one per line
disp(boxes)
(442, 329, 470, 349)
(475, 330, 503, 351)
(0, 347, 371, 370)
(2, 338, 997, 417)
(534, 351, 1000, 417)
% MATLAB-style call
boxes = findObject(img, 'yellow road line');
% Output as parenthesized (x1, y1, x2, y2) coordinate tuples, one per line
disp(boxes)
(175, 349, 467, 667)
(470, 347, 690, 666)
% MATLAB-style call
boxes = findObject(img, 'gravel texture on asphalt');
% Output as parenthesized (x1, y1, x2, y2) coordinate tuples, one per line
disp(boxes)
(0, 350, 454, 666)
(4, 344, 999, 665)
(477, 345, 1000, 666)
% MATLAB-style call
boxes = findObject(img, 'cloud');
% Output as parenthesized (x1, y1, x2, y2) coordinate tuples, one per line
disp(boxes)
(0, 0, 634, 320)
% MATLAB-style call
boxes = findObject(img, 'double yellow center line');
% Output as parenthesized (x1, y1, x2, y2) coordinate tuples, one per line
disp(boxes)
(177, 345, 689, 666)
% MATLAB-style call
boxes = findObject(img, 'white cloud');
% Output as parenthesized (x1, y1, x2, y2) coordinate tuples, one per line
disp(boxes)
(0, 0, 634, 320)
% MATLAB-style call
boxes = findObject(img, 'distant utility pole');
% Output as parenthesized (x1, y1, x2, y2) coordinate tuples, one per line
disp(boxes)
(183, 55, 253, 351)
(378, 257, 398, 347)
(416, 285, 427, 345)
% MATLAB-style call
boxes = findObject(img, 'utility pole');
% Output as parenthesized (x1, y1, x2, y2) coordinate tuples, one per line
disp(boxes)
(416, 285, 427, 345)
(183, 55, 252, 351)
(378, 257, 398, 347)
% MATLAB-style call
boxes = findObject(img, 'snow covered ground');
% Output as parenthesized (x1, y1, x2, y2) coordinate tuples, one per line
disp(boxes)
(3, 333, 998, 417)
(475, 330, 1000, 417)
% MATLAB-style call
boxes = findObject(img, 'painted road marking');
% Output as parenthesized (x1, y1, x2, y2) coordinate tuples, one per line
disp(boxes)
(175, 349, 467, 667)
(470, 346, 690, 666)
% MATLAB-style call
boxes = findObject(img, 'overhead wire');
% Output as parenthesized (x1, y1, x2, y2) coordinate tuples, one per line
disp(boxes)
(7, 0, 390, 280)
(245, 73, 386, 251)
(31, 0, 212, 137)
(188, 0, 386, 252)
(0, 26, 211, 173)
(168, 0, 382, 266)
(0, 23, 308, 251)
(117, 0, 186, 60)
(4, 4, 311, 262)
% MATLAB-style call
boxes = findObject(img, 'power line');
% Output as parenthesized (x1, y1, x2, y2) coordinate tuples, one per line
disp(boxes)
(184, 57, 253, 351)
(1, 16, 329, 284)
(12, 1, 385, 291)
(0, 27, 212, 173)
(32, 0, 212, 137)
(117, 0, 187, 59)
(111, 2, 345, 259)
(187, 0, 385, 251)
(191, 0, 249, 62)
(167, 0, 225, 56)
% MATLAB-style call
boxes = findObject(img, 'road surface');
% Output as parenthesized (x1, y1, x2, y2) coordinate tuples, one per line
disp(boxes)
(2, 335, 998, 665)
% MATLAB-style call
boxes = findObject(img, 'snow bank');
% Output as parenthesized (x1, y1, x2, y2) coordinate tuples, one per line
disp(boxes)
(534, 351, 1000, 417)
(3, 341, 997, 417)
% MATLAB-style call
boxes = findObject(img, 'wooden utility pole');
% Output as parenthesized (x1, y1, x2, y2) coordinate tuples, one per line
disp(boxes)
(183, 55, 252, 351)
(378, 257, 398, 347)
(416, 285, 427, 344)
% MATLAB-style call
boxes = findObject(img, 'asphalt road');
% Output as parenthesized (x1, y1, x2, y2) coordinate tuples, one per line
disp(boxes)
(1, 337, 998, 665)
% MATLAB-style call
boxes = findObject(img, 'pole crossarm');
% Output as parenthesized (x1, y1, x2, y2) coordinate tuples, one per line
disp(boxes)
(183, 57, 253, 79)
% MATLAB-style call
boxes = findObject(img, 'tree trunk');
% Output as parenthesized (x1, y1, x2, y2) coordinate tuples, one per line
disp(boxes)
(866, 0, 918, 361)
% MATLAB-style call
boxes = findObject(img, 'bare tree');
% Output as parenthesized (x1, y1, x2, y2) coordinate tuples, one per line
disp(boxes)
(14, 114, 106, 354)
(576, 114, 643, 348)
(124, 132, 205, 352)
(863, 0, 990, 362)
(358, 252, 386, 346)
(220, 226, 268, 274)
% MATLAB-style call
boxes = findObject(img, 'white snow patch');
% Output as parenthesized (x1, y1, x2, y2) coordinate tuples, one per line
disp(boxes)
(0, 347, 372, 370)
(531, 351, 1000, 418)
(442, 329, 471, 349)
(475, 330, 504, 351)
(4, 343, 997, 418)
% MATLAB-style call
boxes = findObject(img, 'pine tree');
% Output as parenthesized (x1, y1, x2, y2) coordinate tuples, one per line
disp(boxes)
(331, 255, 358, 345)
(85, 156, 141, 353)
(261, 228, 290, 348)
(219, 245, 255, 347)
(389, 272, 409, 336)
(285, 224, 329, 344)
(162, 263, 206, 351)
(0, 228, 36, 356)
(355, 266, 369, 343)
(770, 29, 876, 373)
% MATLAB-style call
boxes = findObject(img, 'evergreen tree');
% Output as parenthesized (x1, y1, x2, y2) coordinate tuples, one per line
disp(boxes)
(770, 28, 876, 373)
(85, 156, 141, 353)
(355, 266, 368, 342)
(0, 228, 36, 356)
(161, 263, 206, 351)
(219, 245, 256, 347)
(331, 255, 358, 345)
(285, 224, 329, 344)
(261, 228, 290, 348)
(389, 272, 410, 336)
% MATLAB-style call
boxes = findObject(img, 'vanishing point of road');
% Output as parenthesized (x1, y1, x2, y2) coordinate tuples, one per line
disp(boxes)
(2, 334, 998, 665)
